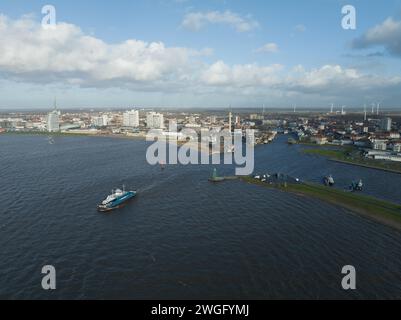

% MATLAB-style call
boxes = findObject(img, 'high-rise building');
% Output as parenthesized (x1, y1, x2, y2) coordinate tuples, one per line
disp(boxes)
(123, 110, 139, 127)
(380, 117, 392, 132)
(92, 115, 109, 127)
(47, 110, 60, 132)
(102, 115, 109, 126)
(146, 112, 164, 129)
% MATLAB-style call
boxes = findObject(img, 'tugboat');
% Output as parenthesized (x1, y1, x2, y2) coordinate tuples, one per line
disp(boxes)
(350, 179, 363, 192)
(323, 175, 335, 186)
(208, 168, 225, 182)
(97, 186, 137, 212)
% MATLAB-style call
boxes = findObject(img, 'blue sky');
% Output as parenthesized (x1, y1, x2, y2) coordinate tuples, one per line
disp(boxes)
(1, 0, 401, 109)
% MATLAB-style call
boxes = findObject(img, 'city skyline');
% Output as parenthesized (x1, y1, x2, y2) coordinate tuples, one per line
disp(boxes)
(1, 0, 401, 109)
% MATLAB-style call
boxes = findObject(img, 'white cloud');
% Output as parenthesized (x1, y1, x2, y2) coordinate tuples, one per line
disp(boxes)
(254, 43, 279, 54)
(352, 17, 401, 56)
(200, 61, 283, 87)
(282, 65, 401, 97)
(181, 10, 259, 32)
(0, 14, 199, 87)
(1, 15, 400, 106)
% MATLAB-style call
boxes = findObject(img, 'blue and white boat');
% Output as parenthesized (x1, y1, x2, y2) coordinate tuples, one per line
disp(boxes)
(97, 186, 137, 212)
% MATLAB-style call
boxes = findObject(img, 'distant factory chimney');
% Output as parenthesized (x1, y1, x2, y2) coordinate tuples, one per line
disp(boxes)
(376, 103, 380, 116)
(330, 103, 334, 114)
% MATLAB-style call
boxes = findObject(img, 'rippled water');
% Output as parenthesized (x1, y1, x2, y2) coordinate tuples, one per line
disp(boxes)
(0, 134, 401, 299)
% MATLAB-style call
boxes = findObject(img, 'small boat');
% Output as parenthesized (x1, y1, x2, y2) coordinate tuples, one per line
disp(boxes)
(350, 179, 363, 192)
(324, 175, 335, 186)
(97, 186, 137, 212)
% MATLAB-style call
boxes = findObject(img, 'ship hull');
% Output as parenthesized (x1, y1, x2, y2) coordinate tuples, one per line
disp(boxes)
(97, 191, 137, 212)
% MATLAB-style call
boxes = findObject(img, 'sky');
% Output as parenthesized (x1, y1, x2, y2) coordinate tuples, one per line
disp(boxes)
(1, 0, 401, 109)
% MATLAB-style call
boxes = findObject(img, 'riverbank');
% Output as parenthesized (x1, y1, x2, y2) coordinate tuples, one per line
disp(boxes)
(302, 147, 401, 174)
(240, 176, 401, 230)
(2, 131, 146, 140)
(1, 131, 216, 155)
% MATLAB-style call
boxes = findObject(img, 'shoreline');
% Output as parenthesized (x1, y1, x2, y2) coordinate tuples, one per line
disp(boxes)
(328, 158, 401, 175)
(302, 147, 401, 175)
(1, 131, 217, 155)
(239, 176, 401, 231)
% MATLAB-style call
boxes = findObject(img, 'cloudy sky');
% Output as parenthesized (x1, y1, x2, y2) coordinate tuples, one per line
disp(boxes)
(1, 0, 401, 109)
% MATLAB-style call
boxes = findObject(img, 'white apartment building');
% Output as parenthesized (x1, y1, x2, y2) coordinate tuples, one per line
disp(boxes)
(146, 112, 164, 129)
(123, 110, 140, 127)
(92, 115, 109, 127)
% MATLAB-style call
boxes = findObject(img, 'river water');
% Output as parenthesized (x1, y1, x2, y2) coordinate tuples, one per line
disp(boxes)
(0, 134, 400, 299)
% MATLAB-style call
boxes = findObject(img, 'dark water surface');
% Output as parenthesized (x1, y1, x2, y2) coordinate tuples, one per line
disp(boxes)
(0, 134, 401, 299)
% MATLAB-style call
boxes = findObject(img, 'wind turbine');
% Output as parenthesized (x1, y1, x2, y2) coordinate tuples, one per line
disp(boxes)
(376, 102, 381, 116)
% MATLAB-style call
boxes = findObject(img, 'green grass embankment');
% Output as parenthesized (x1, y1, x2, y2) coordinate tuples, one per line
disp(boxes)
(241, 176, 401, 230)
(303, 148, 401, 174)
